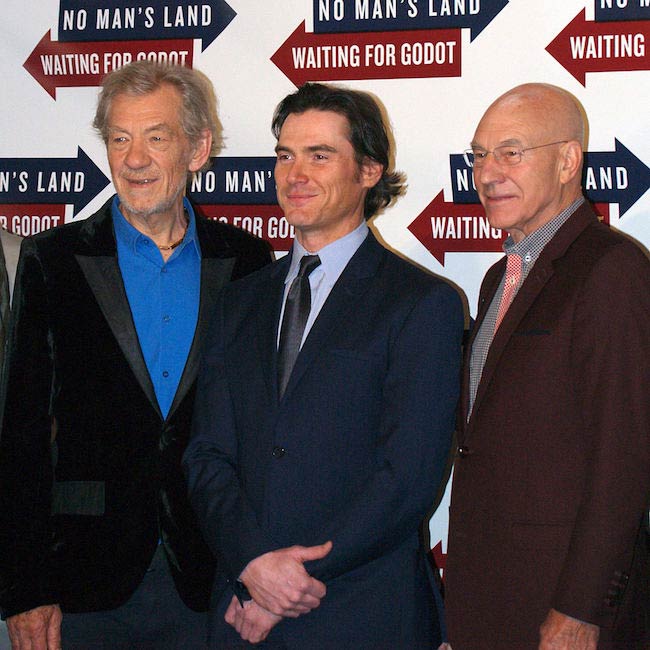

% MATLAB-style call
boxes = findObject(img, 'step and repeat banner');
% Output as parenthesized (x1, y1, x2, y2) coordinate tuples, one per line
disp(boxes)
(0, 0, 648, 619)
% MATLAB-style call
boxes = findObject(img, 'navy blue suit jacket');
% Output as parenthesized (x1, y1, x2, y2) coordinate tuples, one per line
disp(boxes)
(184, 231, 463, 649)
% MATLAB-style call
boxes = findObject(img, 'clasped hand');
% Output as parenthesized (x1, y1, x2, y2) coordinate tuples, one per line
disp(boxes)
(225, 541, 332, 643)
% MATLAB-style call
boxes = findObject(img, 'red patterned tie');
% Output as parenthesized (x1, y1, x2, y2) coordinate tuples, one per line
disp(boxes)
(494, 254, 522, 332)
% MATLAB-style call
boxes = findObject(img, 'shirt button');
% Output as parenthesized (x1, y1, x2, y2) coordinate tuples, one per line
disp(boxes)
(162, 371, 169, 378)
(272, 446, 286, 459)
(161, 267, 167, 273)
(458, 446, 471, 458)
(162, 315, 170, 322)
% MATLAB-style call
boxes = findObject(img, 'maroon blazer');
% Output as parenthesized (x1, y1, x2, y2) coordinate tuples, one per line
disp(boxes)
(445, 202, 650, 649)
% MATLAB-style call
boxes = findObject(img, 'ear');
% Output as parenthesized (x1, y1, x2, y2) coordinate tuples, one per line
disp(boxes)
(558, 140, 582, 185)
(360, 157, 384, 189)
(188, 128, 212, 172)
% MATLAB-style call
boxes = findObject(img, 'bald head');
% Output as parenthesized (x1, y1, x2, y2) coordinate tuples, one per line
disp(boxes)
(470, 83, 586, 242)
(483, 83, 586, 148)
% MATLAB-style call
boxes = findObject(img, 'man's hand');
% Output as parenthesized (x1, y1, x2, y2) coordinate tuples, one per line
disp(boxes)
(224, 595, 282, 644)
(7, 604, 62, 650)
(539, 608, 600, 650)
(240, 541, 332, 617)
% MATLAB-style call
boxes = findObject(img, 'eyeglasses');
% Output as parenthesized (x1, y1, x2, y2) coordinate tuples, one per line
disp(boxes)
(463, 141, 568, 167)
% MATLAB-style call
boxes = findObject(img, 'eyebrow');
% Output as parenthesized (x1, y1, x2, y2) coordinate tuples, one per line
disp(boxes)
(274, 144, 338, 154)
(108, 122, 174, 135)
(471, 138, 523, 149)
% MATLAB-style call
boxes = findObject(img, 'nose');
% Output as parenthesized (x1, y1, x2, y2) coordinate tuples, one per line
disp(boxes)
(474, 151, 504, 186)
(285, 158, 308, 185)
(123, 137, 151, 170)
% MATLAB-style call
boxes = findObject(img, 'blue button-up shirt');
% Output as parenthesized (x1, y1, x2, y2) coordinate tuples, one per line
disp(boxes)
(112, 196, 201, 418)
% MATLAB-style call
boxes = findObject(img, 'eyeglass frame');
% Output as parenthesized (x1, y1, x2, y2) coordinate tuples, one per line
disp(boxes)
(463, 140, 569, 168)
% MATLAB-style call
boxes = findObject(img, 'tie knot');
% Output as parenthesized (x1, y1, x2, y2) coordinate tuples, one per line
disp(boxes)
(298, 254, 321, 278)
(505, 252, 522, 269)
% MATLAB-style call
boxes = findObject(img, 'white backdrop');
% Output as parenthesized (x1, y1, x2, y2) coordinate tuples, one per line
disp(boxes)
(1, 0, 648, 640)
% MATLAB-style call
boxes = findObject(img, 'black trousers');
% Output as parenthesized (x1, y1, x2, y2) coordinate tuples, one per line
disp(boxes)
(61, 545, 208, 649)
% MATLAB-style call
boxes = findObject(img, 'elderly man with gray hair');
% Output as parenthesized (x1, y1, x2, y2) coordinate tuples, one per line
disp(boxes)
(0, 61, 271, 650)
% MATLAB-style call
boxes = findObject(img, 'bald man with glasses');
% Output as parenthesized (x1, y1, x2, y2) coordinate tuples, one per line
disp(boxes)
(445, 83, 650, 650)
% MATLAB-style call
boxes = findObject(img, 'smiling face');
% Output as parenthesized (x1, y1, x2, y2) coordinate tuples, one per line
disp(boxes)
(107, 84, 209, 225)
(472, 87, 583, 243)
(274, 109, 382, 251)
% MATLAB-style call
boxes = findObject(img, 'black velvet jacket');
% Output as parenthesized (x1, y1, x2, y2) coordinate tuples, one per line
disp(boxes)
(0, 197, 271, 618)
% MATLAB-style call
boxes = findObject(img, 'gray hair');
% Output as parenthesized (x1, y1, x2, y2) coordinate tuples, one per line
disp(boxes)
(93, 61, 222, 159)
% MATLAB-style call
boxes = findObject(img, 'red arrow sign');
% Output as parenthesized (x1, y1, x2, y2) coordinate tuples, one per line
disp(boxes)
(0, 204, 65, 235)
(24, 30, 194, 99)
(200, 204, 293, 252)
(409, 194, 612, 266)
(408, 191, 505, 265)
(546, 9, 650, 85)
(271, 21, 461, 86)
(430, 541, 446, 581)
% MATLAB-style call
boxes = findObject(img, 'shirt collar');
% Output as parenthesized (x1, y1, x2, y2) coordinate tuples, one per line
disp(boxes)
(503, 196, 585, 268)
(111, 195, 201, 258)
(285, 221, 369, 287)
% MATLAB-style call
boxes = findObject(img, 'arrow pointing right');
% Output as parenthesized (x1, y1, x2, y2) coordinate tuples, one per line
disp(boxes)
(583, 140, 650, 216)
(0, 147, 110, 216)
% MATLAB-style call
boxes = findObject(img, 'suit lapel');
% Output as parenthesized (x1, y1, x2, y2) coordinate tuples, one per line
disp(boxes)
(467, 204, 595, 429)
(459, 262, 503, 425)
(279, 232, 383, 403)
(74, 202, 161, 416)
(256, 257, 290, 403)
(75, 199, 241, 421)
(167, 256, 234, 418)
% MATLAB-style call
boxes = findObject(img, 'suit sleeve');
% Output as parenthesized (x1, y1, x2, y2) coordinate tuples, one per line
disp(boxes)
(183, 288, 281, 581)
(305, 281, 464, 582)
(553, 240, 650, 627)
(0, 237, 58, 618)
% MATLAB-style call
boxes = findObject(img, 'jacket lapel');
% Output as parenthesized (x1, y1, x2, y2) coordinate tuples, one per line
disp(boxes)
(279, 232, 383, 403)
(467, 203, 595, 430)
(74, 200, 161, 417)
(256, 256, 290, 403)
(167, 256, 234, 418)
(459, 261, 503, 425)
(74, 198, 242, 421)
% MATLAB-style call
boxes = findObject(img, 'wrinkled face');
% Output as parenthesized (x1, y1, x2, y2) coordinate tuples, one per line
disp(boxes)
(274, 109, 381, 250)
(107, 84, 204, 223)
(472, 100, 569, 243)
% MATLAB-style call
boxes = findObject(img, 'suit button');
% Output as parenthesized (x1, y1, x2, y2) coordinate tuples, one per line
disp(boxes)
(272, 446, 286, 458)
(458, 446, 471, 458)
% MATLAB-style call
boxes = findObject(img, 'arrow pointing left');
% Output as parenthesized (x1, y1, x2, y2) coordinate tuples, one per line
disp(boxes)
(546, 9, 650, 85)
(271, 21, 461, 86)
(24, 30, 194, 99)
(0, 147, 111, 216)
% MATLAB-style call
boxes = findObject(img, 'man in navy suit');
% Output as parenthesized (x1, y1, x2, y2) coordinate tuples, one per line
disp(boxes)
(184, 82, 464, 649)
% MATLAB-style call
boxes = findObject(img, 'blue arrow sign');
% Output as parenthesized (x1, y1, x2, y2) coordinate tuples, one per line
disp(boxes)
(313, 0, 509, 41)
(0, 147, 111, 216)
(187, 157, 277, 204)
(58, 0, 236, 52)
(449, 141, 650, 216)
(449, 153, 479, 203)
(583, 140, 650, 216)
(595, 2, 650, 22)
